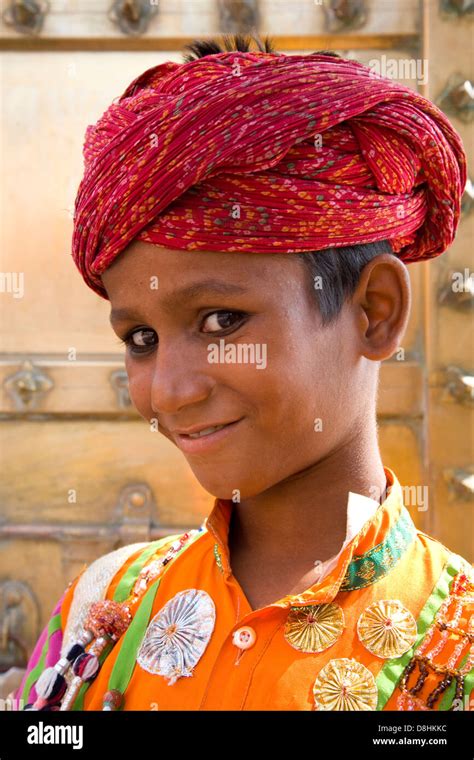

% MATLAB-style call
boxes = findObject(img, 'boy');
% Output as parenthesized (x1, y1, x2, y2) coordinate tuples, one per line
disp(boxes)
(15, 34, 472, 712)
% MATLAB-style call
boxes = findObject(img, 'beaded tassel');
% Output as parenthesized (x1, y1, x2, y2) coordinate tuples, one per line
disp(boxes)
(397, 571, 474, 711)
(25, 631, 93, 711)
(60, 633, 123, 711)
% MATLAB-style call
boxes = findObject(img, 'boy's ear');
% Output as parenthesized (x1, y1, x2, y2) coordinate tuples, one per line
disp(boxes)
(353, 253, 411, 362)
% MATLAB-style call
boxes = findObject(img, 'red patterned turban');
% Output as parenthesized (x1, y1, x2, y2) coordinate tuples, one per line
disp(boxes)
(72, 51, 467, 300)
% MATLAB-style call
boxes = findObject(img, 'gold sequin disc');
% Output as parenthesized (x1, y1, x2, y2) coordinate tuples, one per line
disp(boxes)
(313, 658, 378, 711)
(357, 599, 417, 659)
(284, 602, 344, 653)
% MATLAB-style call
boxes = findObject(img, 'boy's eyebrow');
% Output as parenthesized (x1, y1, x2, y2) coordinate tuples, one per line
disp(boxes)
(109, 279, 248, 323)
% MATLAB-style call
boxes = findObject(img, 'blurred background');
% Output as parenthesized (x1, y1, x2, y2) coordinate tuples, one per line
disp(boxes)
(0, 0, 472, 698)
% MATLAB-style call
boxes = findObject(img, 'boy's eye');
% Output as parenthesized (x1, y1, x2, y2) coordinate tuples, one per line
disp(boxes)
(131, 328, 156, 346)
(119, 310, 247, 355)
(201, 310, 246, 333)
(120, 328, 157, 354)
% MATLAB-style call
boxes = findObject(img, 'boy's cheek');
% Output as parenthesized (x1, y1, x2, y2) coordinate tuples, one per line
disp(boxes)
(125, 371, 153, 420)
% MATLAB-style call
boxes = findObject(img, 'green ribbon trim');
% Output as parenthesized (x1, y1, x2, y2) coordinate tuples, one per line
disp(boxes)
(107, 577, 162, 701)
(340, 507, 416, 592)
(21, 613, 62, 705)
(376, 553, 465, 710)
(114, 535, 182, 603)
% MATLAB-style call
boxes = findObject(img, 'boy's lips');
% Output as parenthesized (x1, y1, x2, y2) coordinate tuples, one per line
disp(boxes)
(172, 418, 244, 454)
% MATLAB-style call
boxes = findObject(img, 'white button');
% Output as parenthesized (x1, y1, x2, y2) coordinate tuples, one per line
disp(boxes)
(232, 626, 256, 650)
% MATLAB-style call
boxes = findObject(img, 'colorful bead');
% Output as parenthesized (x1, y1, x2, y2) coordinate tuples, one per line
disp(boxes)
(102, 689, 124, 711)
(72, 652, 100, 682)
(85, 600, 131, 641)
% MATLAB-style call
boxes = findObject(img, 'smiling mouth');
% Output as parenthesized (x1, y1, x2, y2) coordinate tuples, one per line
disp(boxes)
(172, 419, 244, 452)
(184, 424, 229, 439)
(171, 419, 242, 438)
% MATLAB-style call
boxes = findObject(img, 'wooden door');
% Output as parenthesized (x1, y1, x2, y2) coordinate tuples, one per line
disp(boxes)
(0, 0, 472, 693)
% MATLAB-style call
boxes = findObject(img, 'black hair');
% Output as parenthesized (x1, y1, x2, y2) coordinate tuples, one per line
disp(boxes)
(297, 241, 395, 326)
(182, 34, 396, 324)
(181, 31, 345, 62)
(182, 32, 278, 62)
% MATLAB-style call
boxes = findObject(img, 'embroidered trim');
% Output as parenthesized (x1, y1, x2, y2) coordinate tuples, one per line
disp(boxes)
(395, 562, 473, 711)
(375, 553, 472, 711)
(213, 543, 224, 574)
(61, 542, 151, 658)
(339, 507, 416, 592)
(114, 535, 183, 603)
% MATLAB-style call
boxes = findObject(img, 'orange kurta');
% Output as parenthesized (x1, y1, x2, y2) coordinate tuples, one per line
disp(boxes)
(15, 466, 473, 711)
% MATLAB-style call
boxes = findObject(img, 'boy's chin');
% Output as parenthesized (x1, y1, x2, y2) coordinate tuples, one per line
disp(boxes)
(193, 473, 269, 503)
(187, 470, 247, 502)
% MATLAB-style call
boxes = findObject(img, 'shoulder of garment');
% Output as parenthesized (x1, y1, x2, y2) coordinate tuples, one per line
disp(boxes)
(62, 533, 190, 655)
(14, 533, 188, 707)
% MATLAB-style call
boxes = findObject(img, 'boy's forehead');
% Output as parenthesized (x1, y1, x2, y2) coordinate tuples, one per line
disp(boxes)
(105, 253, 306, 324)
(102, 241, 302, 294)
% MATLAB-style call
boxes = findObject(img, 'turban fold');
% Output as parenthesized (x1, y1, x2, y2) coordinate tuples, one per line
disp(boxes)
(72, 51, 467, 300)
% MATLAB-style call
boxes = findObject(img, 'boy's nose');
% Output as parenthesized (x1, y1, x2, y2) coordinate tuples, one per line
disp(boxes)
(150, 340, 215, 415)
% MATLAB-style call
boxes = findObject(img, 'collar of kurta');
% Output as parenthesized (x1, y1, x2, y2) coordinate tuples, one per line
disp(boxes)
(204, 465, 417, 608)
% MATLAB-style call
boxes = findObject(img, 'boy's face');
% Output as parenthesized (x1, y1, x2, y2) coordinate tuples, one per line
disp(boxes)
(102, 241, 372, 499)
